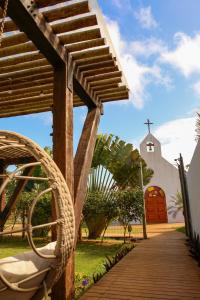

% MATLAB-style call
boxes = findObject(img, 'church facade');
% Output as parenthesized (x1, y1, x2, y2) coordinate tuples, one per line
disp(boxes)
(140, 130, 184, 224)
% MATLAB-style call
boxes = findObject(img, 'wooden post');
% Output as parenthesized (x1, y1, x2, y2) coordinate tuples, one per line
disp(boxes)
(74, 106, 101, 243)
(140, 161, 147, 239)
(0, 163, 5, 213)
(51, 66, 74, 300)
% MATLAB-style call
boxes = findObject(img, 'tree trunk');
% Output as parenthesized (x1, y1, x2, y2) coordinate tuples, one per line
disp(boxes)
(85, 215, 108, 239)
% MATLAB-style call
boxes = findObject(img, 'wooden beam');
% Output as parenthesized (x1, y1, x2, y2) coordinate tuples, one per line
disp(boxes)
(51, 66, 74, 300)
(74, 106, 101, 242)
(1, 0, 67, 66)
(73, 78, 96, 109)
(0, 167, 34, 231)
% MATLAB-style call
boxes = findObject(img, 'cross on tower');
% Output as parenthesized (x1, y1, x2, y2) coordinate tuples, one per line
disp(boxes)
(144, 119, 153, 134)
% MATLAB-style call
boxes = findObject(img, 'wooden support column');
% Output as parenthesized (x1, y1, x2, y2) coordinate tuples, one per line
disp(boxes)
(74, 106, 101, 243)
(0, 163, 6, 214)
(0, 166, 33, 231)
(51, 66, 74, 300)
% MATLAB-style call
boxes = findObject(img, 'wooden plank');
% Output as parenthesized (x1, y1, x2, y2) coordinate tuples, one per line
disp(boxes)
(59, 26, 101, 45)
(0, 167, 34, 231)
(90, 77, 121, 88)
(2, 18, 17, 33)
(36, 0, 70, 8)
(0, 58, 48, 75)
(72, 46, 109, 60)
(81, 65, 117, 78)
(0, 94, 52, 106)
(0, 52, 43, 68)
(78, 60, 115, 73)
(0, 90, 52, 102)
(102, 93, 129, 103)
(0, 66, 52, 81)
(0, 83, 53, 97)
(74, 54, 113, 76)
(99, 92, 128, 101)
(65, 38, 105, 52)
(0, 41, 36, 58)
(0, 100, 52, 113)
(0, 107, 50, 118)
(43, 0, 89, 22)
(1, 32, 28, 48)
(1, 0, 67, 66)
(96, 86, 127, 96)
(0, 72, 52, 87)
(52, 13, 97, 34)
(51, 66, 74, 300)
(74, 106, 101, 242)
(0, 78, 53, 92)
(85, 70, 122, 83)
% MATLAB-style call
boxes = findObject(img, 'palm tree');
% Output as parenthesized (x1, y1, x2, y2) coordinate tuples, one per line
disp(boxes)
(195, 113, 200, 140)
(168, 192, 183, 218)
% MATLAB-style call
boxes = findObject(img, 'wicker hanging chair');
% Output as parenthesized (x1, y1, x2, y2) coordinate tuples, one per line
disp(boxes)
(0, 131, 75, 300)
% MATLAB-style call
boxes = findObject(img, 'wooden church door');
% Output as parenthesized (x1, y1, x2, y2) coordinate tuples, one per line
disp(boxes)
(145, 186, 168, 223)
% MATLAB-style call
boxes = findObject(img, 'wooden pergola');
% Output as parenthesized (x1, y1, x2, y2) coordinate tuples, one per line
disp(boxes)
(0, 0, 129, 299)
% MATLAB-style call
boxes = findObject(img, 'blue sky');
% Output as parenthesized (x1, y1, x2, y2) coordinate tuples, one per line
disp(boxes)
(1, 0, 200, 164)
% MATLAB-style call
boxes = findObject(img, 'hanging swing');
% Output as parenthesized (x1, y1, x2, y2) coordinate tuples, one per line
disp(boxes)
(0, 131, 75, 300)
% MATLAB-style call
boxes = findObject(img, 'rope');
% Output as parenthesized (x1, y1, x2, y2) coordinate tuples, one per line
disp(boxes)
(43, 281, 49, 300)
(0, 0, 9, 47)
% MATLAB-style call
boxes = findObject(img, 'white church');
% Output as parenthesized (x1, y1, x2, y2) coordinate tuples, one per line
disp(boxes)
(140, 120, 184, 224)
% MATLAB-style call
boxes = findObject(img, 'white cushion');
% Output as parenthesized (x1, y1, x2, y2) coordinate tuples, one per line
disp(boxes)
(0, 242, 56, 300)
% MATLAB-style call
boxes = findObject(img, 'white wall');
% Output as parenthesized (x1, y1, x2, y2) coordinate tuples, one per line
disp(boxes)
(187, 139, 200, 236)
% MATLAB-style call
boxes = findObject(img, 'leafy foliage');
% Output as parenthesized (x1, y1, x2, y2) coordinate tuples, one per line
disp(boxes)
(117, 189, 143, 242)
(92, 134, 153, 189)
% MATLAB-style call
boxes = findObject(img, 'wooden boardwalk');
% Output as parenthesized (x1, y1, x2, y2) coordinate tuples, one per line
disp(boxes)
(80, 225, 200, 300)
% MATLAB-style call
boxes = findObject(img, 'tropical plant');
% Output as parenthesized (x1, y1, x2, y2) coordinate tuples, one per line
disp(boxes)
(168, 191, 183, 219)
(92, 134, 153, 189)
(83, 134, 153, 239)
(117, 189, 143, 242)
(83, 166, 118, 239)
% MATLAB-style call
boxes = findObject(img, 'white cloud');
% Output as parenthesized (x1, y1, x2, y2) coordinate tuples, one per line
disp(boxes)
(135, 6, 158, 29)
(106, 18, 170, 108)
(153, 117, 197, 165)
(130, 38, 167, 58)
(193, 80, 200, 97)
(111, 0, 133, 11)
(161, 32, 200, 77)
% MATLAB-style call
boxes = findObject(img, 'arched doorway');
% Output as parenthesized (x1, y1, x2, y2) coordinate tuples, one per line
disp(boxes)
(145, 186, 168, 223)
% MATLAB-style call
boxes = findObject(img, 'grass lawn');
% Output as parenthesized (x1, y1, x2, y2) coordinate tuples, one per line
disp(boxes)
(75, 240, 122, 276)
(176, 226, 185, 234)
